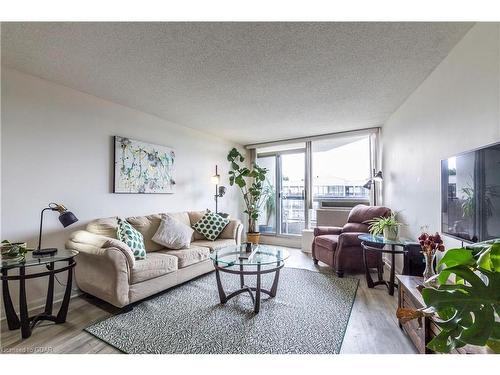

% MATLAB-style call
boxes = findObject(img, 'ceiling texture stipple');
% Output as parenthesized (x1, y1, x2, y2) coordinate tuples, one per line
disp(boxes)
(1, 22, 473, 144)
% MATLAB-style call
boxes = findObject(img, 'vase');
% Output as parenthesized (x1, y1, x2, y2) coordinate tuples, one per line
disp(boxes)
(423, 251, 436, 282)
(383, 226, 399, 241)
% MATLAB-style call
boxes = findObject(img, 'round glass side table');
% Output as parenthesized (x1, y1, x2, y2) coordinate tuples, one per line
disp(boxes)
(1, 249, 78, 338)
(210, 244, 289, 313)
(358, 234, 410, 296)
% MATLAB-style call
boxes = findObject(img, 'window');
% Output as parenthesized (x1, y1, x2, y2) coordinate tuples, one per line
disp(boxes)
(254, 130, 376, 235)
(310, 135, 371, 227)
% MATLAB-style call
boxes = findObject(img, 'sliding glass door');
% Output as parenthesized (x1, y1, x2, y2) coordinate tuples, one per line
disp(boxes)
(255, 155, 277, 234)
(279, 152, 306, 234)
(256, 145, 306, 236)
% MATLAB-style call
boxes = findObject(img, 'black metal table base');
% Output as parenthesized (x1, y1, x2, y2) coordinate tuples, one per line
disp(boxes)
(214, 262, 283, 313)
(362, 242, 406, 296)
(1, 259, 76, 338)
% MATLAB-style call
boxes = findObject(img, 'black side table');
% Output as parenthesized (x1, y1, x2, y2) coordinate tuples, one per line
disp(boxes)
(1, 249, 78, 339)
(358, 234, 409, 296)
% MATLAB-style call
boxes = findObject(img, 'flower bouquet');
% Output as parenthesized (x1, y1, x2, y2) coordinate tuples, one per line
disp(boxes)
(418, 231, 445, 283)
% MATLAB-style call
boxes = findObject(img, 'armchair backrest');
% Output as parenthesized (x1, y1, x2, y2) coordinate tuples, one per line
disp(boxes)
(342, 205, 391, 233)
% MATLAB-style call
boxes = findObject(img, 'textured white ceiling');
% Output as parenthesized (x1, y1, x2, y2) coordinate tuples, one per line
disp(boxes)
(1, 22, 473, 144)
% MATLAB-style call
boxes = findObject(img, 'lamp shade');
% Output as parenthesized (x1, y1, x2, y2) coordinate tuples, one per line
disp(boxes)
(363, 180, 372, 190)
(211, 174, 221, 185)
(373, 170, 383, 182)
(59, 210, 78, 228)
(218, 185, 226, 197)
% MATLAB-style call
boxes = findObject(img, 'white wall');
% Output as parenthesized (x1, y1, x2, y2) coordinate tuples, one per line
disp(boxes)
(382, 23, 500, 271)
(1, 68, 244, 309)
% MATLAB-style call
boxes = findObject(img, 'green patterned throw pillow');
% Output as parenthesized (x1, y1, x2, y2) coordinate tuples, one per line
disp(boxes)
(192, 211, 229, 241)
(117, 217, 146, 260)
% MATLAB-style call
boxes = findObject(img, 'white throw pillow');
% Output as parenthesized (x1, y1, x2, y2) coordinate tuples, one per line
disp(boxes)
(152, 214, 194, 250)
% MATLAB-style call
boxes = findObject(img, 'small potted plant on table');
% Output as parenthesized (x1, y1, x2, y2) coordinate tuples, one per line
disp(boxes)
(367, 211, 403, 241)
(227, 148, 269, 244)
(1, 240, 29, 263)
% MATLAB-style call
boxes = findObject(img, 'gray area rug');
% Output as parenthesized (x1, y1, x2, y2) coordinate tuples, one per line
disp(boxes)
(85, 267, 358, 354)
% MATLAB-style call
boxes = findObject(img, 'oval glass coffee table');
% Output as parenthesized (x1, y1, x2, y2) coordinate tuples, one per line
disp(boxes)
(210, 245, 289, 313)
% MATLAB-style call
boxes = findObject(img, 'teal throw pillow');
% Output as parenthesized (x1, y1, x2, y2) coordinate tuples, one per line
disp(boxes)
(117, 217, 146, 260)
(192, 211, 229, 241)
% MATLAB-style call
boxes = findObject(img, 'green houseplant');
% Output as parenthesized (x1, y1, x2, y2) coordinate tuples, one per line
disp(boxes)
(227, 148, 269, 244)
(366, 212, 402, 240)
(461, 183, 500, 219)
(397, 239, 500, 353)
(1, 240, 29, 262)
(263, 179, 276, 230)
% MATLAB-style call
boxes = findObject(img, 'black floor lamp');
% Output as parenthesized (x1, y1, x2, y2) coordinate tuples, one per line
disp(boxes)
(363, 169, 383, 206)
(34, 203, 78, 256)
(211, 165, 226, 214)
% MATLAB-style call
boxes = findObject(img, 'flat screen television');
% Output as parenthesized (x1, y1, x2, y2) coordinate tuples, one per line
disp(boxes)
(441, 141, 500, 243)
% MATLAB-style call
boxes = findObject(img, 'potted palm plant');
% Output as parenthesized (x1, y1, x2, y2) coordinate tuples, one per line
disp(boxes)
(227, 148, 269, 244)
(367, 211, 403, 241)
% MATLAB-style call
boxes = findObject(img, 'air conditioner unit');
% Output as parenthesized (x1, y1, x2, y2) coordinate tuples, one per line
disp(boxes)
(319, 199, 368, 209)
(315, 199, 369, 226)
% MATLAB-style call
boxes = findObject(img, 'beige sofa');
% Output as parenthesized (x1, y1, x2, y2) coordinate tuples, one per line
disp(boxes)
(66, 211, 243, 308)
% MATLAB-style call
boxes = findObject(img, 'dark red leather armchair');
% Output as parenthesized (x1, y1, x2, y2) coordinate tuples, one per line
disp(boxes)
(312, 205, 391, 277)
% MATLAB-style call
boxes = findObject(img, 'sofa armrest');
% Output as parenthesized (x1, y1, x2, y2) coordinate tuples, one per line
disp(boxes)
(220, 219, 243, 244)
(314, 226, 343, 237)
(70, 244, 131, 307)
(66, 230, 135, 268)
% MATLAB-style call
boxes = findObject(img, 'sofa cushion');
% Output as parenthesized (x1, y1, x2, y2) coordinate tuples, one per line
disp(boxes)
(161, 246, 210, 268)
(192, 211, 229, 241)
(315, 235, 339, 252)
(87, 217, 118, 238)
(117, 218, 146, 259)
(192, 239, 236, 251)
(152, 214, 194, 250)
(188, 210, 207, 240)
(126, 214, 163, 251)
(218, 220, 241, 240)
(165, 211, 191, 227)
(130, 253, 178, 284)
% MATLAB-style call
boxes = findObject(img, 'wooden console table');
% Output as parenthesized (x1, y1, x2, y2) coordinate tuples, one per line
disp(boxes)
(397, 275, 492, 354)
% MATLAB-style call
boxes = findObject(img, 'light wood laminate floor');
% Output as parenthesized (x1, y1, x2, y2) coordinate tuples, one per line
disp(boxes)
(1, 248, 417, 354)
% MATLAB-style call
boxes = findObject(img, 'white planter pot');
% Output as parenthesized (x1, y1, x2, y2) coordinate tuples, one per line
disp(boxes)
(383, 226, 399, 241)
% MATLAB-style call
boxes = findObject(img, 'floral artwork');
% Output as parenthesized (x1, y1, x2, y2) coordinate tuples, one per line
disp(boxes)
(114, 136, 176, 194)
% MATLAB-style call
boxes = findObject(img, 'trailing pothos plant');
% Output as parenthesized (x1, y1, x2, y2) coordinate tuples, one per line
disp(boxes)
(227, 148, 269, 233)
(397, 239, 500, 353)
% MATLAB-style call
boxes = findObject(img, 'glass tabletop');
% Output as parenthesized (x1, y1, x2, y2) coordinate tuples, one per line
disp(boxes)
(1, 249, 79, 270)
(210, 244, 289, 266)
(358, 233, 412, 247)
